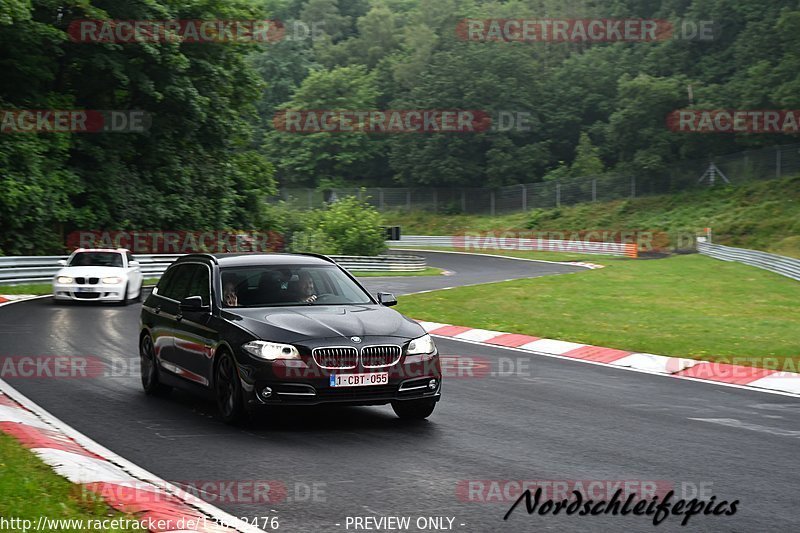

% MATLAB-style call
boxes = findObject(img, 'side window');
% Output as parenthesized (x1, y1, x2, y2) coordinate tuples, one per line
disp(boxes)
(126, 252, 134, 265)
(159, 265, 195, 301)
(186, 265, 211, 306)
(155, 267, 177, 297)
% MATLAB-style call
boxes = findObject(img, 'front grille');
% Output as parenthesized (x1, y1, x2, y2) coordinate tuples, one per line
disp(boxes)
(312, 347, 358, 369)
(74, 292, 99, 299)
(361, 345, 402, 368)
(75, 277, 85, 284)
(89, 277, 99, 285)
(317, 384, 398, 400)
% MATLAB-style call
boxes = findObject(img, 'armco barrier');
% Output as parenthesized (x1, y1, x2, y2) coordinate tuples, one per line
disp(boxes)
(389, 235, 637, 257)
(698, 242, 800, 282)
(0, 254, 426, 286)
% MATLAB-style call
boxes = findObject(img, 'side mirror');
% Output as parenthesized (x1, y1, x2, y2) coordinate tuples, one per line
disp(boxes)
(377, 292, 398, 307)
(129, 260, 140, 267)
(57, 260, 67, 266)
(180, 296, 209, 313)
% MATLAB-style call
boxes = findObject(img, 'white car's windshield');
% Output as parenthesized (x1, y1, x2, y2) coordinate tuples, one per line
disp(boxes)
(220, 265, 372, 308)
(69, 252, 123, 268)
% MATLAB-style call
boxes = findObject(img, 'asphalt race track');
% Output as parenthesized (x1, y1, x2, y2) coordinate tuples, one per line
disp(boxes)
(1, 251, 798, 532)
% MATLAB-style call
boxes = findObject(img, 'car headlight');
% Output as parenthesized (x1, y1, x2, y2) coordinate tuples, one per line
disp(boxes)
(102, 277, 123, 284)
(407, 334, 435, 355)
(243, 341, 301, 361)
(56, 276, 74, 284)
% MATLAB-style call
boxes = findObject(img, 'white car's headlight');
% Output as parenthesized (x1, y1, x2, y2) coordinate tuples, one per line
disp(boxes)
(407, 334, 435, 355)
(243, 341, 301, 361)
(102, 277, 123, 285)
(56, 276, 74, 284)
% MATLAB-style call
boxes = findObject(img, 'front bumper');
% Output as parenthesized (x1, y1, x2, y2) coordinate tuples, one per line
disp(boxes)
(239, 353, 443, 407)
(52, 283, 126, 302)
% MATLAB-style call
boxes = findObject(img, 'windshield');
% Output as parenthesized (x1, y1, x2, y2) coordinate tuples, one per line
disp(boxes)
(69, 252, 124, 268)
(220, 265, 372, 308)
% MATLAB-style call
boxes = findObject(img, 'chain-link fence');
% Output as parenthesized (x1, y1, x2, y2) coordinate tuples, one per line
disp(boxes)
(275, 143, 800, 215)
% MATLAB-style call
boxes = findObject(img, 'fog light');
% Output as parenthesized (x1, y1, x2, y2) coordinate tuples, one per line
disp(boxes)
(427, 379, 437, 391)
(261, 387, 273, 399)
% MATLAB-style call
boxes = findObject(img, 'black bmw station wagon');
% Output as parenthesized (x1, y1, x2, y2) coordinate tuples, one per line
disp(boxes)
(139, 253, 442, 423)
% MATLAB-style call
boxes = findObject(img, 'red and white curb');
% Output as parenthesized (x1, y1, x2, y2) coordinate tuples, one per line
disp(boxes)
(0, 294, 39, 305)
(0, 379, 261, 533)
(418, 321, 800, 397)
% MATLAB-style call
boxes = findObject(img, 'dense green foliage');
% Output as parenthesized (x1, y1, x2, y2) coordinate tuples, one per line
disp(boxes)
(256, 0, 800, 188)
(0, 0, 277, 254)
(290, 195, 387, 255)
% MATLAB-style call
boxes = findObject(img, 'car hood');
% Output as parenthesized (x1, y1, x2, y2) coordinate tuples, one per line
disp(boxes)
(225, 305, 425, 343)
(57, 266, 126, 278)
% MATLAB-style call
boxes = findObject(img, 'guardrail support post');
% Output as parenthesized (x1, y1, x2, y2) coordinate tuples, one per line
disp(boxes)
(521, 184, 527, 211)
(776, 146, 782, 178)
(592, 179, 597, 202)
(406, 190, 411, 211)
(491, 190, 496, 216)
(379, 189, 384, 210)
(461, 189, 466, 212)
(556, 182, 561, 207)
(433, 189, 438, 212)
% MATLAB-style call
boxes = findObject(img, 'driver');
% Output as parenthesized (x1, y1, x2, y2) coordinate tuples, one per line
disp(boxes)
(294, 271, 317, 303)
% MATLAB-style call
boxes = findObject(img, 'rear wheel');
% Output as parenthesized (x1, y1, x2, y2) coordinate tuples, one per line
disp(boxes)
(391, 398, 437, 420)
(140, 334, 170, 396)
(215, 351, 247, 424)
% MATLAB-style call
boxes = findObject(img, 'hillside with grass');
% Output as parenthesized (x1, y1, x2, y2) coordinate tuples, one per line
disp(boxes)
(385, 175, 800, 258)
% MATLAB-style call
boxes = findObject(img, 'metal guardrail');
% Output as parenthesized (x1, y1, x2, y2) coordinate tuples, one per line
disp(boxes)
(697, 242, 800, 282)
(389, 235, 636, 257)
(0, 254, 426, 286)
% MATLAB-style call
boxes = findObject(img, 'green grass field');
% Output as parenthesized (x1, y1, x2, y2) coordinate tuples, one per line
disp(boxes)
(396, 250, 800, 370)
(0, 434, 141, 532)
(384, 175, 800, 258)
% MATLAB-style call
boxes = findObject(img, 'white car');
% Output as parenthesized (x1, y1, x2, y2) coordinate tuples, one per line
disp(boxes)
(53, 249, 144, 304)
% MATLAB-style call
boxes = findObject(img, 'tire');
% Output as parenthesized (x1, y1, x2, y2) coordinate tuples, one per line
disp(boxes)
(391, 398, 437, 420)
(140, 334, 171, 396)
(215, 351, 248, 424)
(134, 285, 143, 303)
(121, 283, 131, 306)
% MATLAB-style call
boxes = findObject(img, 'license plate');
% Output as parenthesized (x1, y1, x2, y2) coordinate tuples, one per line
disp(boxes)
(329, 372, 389, 388)
(76, 287, 94, 293)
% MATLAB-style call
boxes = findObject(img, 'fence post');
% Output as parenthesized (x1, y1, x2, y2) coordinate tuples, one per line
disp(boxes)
(592, 179, 597, 202)
(490, 190, 496, 216)
(406, 190, 411, 211)
(521, 184, 527, 211)
(556, 182, 561, 207)
(776, 146, 782, 178)
(631, 176, 636, 198)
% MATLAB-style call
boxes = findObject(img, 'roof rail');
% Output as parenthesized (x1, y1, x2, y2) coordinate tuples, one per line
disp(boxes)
(295, 252, 336, 264)
(177, 253, 219, 264)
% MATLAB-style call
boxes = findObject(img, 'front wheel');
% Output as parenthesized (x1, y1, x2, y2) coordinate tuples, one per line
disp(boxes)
(215, 351, 247, 424)
(391, 398, 437, 420)
(121, 283, 131, 306)
(140, 335, 171, 396)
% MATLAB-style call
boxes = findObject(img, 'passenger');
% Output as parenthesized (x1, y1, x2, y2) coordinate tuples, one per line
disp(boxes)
(222, 276, 240, 307)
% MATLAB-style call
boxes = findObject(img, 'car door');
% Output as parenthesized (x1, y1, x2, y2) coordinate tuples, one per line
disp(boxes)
(171, 263, 219, 387)
(151, 264, 195, 377)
